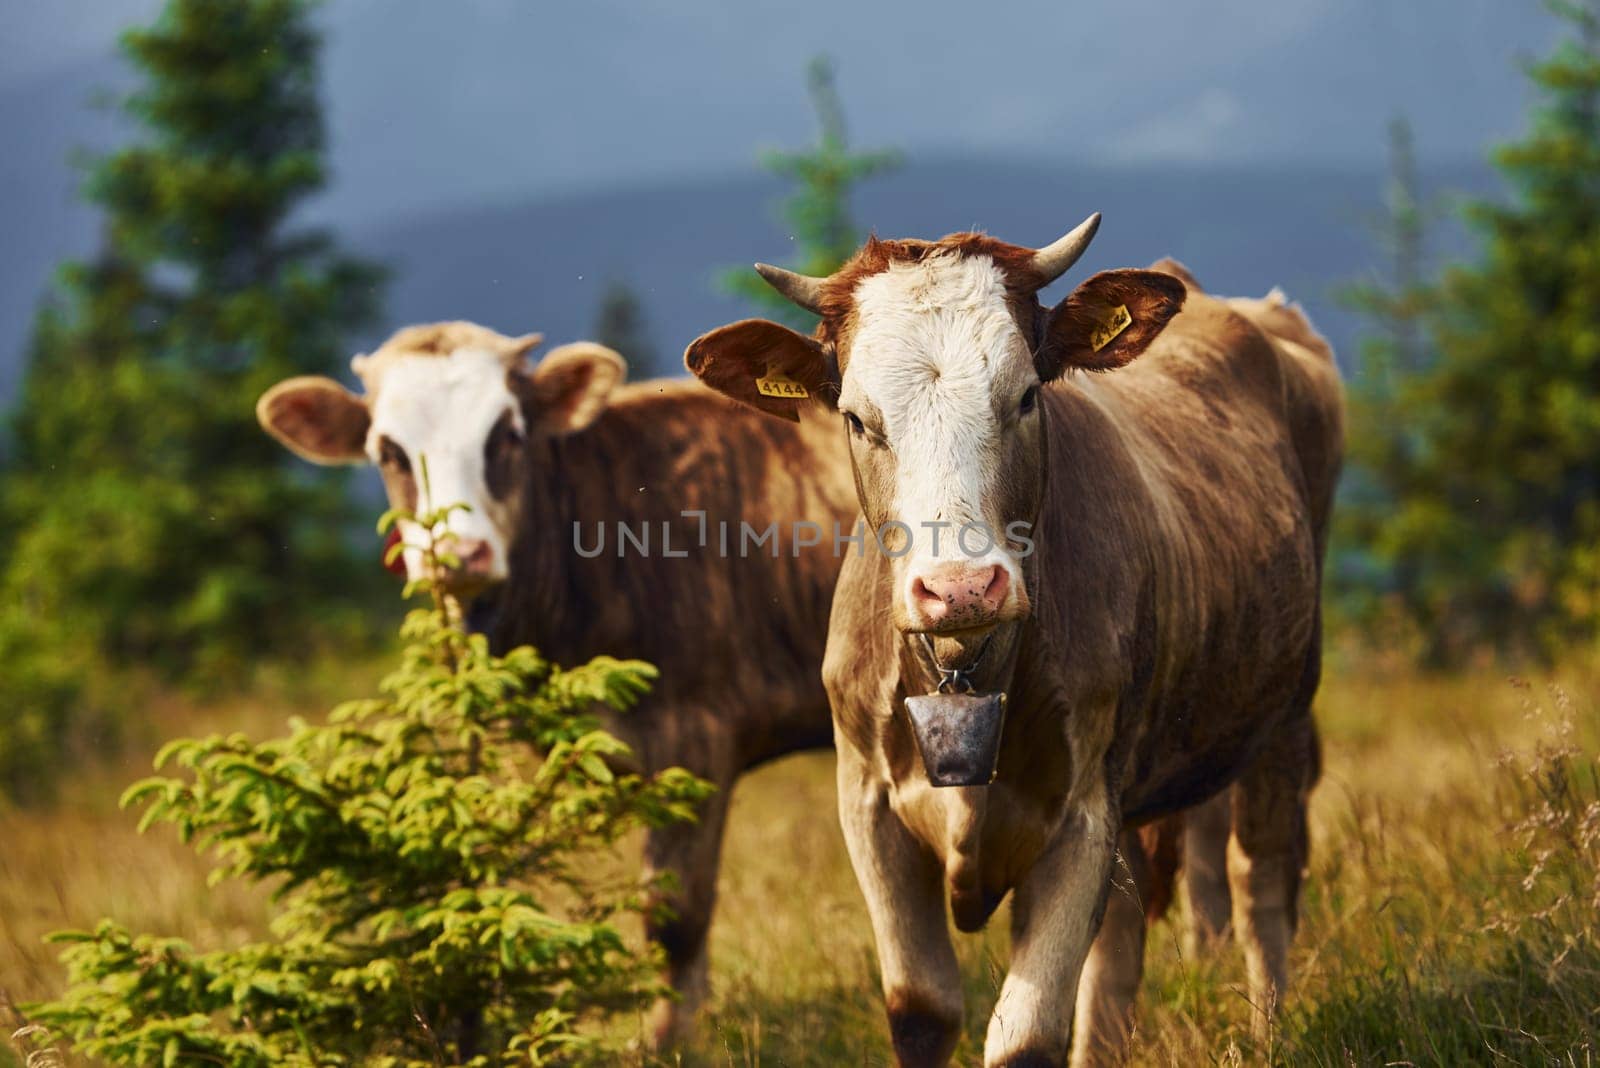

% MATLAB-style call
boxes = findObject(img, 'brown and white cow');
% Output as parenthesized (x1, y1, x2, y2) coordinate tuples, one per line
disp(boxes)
(255, 321, 860, 1047)
(686, 218, 1342, 1066)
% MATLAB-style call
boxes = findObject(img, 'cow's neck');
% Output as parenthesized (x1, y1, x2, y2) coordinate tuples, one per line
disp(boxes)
(489, 403, 693, 667)
(486, 431, 614, 662)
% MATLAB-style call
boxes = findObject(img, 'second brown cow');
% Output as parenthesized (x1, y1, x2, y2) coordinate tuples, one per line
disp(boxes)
(257, 323, 859, 1046)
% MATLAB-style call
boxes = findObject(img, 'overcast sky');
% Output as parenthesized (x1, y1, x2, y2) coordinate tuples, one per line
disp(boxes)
(1, 0, 1562, 223)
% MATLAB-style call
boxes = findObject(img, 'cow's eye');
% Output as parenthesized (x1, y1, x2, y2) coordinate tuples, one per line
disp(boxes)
(1019, 386, 1039, 417)
(484, 414, 524, 500)
(485, 411, 525, 459)
(379, 437, 411, 474)
(844, 411, 866, 437)
(490, 414, 524, 452)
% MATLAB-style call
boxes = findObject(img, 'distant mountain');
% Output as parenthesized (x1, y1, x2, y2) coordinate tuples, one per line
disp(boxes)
(346, 157, 1500, 385)
(0, 145, 1497, 402)
(0, 0, 1555, 397)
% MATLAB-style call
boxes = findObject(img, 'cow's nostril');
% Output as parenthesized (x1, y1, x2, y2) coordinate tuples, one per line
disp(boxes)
(438, 539, 494, 580)
(910, 576, 952, 624)
(982, 566, 1009, 607)
(463, 542, 493, 573)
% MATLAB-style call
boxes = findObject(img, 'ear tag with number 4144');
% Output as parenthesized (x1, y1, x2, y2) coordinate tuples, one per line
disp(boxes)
(756, 369, 809, 399)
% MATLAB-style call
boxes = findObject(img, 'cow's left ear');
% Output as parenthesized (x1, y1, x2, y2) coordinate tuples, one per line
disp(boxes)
(1036, 269, 1187, 380)
(520, 342, 626, 435)
(684, 319, 834, 423)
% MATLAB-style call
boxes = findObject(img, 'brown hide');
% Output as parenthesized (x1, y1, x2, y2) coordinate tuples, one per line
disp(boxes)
(483, 378, 858, 774)
(480, 376, 857, 1049)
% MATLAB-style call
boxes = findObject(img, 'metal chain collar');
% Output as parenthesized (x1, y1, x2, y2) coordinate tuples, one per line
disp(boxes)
(919, 632, 994, 695)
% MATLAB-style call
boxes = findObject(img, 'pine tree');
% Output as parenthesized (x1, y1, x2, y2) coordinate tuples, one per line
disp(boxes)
(592, 279, 656, 375)
(1353, 0, 1600, 658)
(0, 0, 385, 719)
(1333, 117, 1438, 638)
(16, 502, 711, 1066)
(721, 56, 900, 331)
(1337, 2, 1600, 658)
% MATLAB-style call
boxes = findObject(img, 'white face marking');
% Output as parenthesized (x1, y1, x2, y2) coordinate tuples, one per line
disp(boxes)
(367, 348, 524, 583)
(841, 252, 1035, 616)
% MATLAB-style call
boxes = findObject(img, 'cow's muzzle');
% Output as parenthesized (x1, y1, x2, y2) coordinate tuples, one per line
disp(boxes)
(435, 536, 499, 597)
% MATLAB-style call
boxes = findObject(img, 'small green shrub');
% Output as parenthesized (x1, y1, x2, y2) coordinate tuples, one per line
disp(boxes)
(15, 501, 712, 1065)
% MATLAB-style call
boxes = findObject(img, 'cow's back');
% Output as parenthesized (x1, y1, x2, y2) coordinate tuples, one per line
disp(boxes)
(1224, 288, 1345, 555)
(1038, 267, 1341, 818)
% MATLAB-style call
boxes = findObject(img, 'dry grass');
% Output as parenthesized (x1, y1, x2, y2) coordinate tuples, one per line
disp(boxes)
(691, 653, 1600, 1066)
(0, 655, 386, 1014)
(5, 650, 1599, 1066)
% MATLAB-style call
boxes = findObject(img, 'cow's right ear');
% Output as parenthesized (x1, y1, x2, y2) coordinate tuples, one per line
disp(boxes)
(256, 376, 371, 465)
(684, 319, 833, 423)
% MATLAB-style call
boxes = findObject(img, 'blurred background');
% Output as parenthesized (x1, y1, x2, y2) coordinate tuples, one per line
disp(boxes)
(1, 0, 1594, 829)
(0, 0, 1562, 391)
(4, 2, 1600, 1062)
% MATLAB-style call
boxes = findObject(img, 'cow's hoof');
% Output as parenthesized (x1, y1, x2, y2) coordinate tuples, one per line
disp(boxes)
(988, 1051, 1063, 1068)
(887, 989, 961, 1067)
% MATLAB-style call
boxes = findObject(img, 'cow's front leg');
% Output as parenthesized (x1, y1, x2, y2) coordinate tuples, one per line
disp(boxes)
(838, 746, 964, 1067)
(641, 778, 732, 1050)
(985, 783, 1119, 1068)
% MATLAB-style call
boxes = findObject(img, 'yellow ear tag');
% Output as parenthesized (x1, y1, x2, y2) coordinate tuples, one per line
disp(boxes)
(1088, 304, 1133, 353)
(756, 369, 809, 399)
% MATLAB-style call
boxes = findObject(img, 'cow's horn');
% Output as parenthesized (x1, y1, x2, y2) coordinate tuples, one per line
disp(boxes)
(754, 263, 827, 315)
(1031, 213, 1102, 288)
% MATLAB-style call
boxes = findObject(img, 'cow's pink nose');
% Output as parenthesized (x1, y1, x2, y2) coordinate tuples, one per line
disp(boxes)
(908, 564, 1010, 630)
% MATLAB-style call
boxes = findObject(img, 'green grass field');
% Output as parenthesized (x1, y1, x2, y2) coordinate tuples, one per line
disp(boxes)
(4, 647, 1598, 1066)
